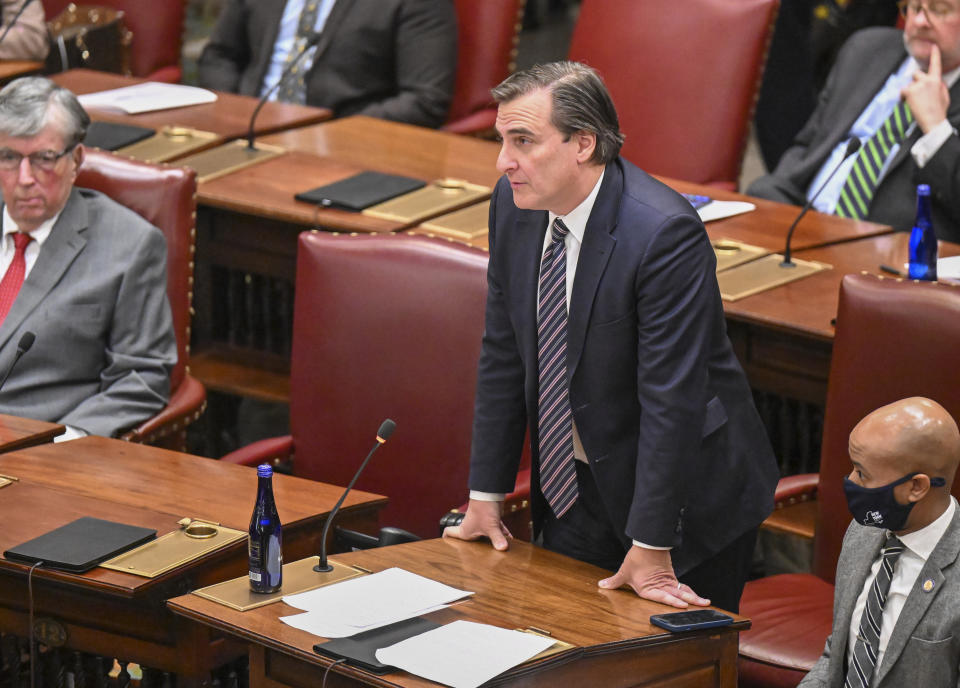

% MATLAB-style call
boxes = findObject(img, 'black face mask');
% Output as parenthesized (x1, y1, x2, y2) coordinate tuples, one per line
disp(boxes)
(843, 472, 947, 531)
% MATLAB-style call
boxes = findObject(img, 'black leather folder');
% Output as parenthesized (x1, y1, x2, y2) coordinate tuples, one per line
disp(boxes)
(4, 516, 156, 572)
(294, 171, 426, 211)
(313, 617, 441, 674)
(83, 121, 156, 151)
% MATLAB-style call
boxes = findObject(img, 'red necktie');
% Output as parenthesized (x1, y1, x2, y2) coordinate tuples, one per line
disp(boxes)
(0, 233, 32, 322)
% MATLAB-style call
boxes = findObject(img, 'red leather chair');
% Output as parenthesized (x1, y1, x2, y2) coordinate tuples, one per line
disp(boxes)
(568, 0, 778, 190)
(76, 148, 205, 449)
(222, 233, 530, 540)
(44, 0, 187, 82)
(443, 0, 524, 135)
(739, 273, 960, 688)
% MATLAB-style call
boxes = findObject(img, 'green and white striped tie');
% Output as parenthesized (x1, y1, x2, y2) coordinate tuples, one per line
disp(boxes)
(836, 101, 914, 220)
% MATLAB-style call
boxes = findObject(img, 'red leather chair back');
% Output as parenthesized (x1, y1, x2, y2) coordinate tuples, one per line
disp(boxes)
(813, 274, 960, 581)
(445, 0, 523, 133)
(290, 233, 490, 537)
(44, 0, 186, 81)
(568, 0, 778, 188)
(76, 148, 197, 392)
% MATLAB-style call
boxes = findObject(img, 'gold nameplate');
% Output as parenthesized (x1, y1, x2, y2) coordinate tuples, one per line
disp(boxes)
(717, 253, 831, 301)
(192, 556, 366, 612)
(117, 126, 219, 163)
(179, 139, 286, 183)
(517, 628, 575, 662)
(101, 520, 245, 578)
(712, 239, 770, 273)
(419, 201, 490, 241)
(363, 178, 490, 224)
(0, 477, 12, 489)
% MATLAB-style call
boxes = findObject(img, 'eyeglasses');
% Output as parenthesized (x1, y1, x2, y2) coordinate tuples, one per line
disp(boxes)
(0, 145, 76, 174)
(897, 0, 959, 22)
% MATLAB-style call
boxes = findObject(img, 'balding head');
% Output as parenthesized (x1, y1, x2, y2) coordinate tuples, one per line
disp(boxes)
(848, 397, 960, 533)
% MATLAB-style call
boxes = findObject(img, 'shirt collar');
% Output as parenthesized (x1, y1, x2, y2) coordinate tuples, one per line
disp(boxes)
(906, 56, 960, 89)
(2, 205, 63, 248)
(897, 495, 957, 561)
(548, 169, 605, 245)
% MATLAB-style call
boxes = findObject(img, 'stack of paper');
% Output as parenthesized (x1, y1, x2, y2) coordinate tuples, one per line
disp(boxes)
(280, 567, 473, 638)
(78, 83, 217, 115)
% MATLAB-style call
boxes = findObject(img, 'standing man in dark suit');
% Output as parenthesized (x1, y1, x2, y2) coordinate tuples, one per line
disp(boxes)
(800, 397, 960, 688)
(748, 2, 960, 240)
(0, 77, 176, 439)
(198, 0, 457, 128)
(444, 62, 779, 612)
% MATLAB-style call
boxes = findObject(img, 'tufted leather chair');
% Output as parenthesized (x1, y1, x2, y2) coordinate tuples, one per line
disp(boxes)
(222, 233, 530, 540)
(44, 0, 186, 82)
(568, 0, 778, 190)
(443, 0, 524, 135)
(76, 148, 205, 449)
(739, 273, 960, 687)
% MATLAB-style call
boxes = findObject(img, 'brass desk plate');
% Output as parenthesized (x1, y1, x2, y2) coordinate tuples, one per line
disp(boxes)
(0, 477, 12, 489)
(192, 556, 366, 612)
(117, 126, 219, 163)
(363, 178, 490, 224)
(101, 522, 246, 578)
(718, 254, 831, 301)
(179, 139, 285, 183)
(418, 201, 490, 241)
(712, 239, 770, 273)
(518, 629, 575, 662)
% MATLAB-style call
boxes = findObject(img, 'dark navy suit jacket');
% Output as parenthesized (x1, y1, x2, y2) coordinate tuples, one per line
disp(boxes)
(469, 158, 779, 574)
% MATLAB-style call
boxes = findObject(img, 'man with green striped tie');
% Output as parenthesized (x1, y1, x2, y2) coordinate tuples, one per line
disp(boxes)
(748, 1, 960, 241)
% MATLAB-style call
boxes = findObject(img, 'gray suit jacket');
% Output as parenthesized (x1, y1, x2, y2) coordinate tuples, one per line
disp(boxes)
(198, 0, 457, 128)
(748, 27, 960, 241)
(800, 510, 960, 687)
(0, 188, 176, 437)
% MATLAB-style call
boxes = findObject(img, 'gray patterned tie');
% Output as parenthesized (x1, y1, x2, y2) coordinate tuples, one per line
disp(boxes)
(277, 0, 320, 104)
(537, 217, 578, 518)
(845, 534, 905, 688)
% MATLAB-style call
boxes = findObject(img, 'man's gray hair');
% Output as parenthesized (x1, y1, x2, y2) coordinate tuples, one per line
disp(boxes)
(491, 61, 624, 165)
(0, 77, 90, 148)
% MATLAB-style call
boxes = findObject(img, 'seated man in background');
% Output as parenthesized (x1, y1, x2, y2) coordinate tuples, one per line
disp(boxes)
(801, 397, 960, 688)
(0, 0, 49, 62)
(748, 1, 960, 241)
(0, 77, 176, 439)
(198, 0, 457, 128)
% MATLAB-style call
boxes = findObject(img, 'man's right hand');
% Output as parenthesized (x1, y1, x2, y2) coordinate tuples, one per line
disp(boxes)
(442, 498, 512, 550)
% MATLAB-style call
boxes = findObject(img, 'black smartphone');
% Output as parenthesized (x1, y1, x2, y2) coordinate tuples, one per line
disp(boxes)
(649, 609, 734, 632)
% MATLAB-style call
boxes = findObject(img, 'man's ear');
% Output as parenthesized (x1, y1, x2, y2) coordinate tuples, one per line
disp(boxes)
(574, 130, 596, 163)
(70, 144, 85, 183)
(906, 473, 932, 503)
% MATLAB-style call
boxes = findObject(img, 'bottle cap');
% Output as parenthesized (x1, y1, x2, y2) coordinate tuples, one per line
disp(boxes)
(918, 184, 931, 196)
(257, 464, 273, 478)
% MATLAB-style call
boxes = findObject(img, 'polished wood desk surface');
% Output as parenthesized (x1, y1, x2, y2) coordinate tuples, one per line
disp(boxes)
(169, 538, 747, 688)
(0, 60, 43, 84)
(51, 69, 332, 143)
(0, 437, 386, 683)
(0, 414, 63, 453)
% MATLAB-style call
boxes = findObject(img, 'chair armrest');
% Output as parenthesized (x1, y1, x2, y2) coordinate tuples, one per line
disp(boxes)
(121, 374, 206, 445)
(775, 473, 819, 507)
(220, 435, 294, 466)
(442, 109, 497, 136)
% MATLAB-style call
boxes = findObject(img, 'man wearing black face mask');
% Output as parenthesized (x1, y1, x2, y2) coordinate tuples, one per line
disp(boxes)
(800, 396, 960, 688)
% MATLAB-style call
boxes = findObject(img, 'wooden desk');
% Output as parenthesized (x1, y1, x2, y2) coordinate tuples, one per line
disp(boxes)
(0, 414, 63, 453)
(169, 538, 747, 688)
(0, 60, 43, 85)
(51, 69, 331, 154)
(0, 437, 387, 685)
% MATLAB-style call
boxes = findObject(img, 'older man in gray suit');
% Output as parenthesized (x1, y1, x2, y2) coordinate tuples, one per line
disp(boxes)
(801, 397, 960, 688)
(0, 77, 175, 439)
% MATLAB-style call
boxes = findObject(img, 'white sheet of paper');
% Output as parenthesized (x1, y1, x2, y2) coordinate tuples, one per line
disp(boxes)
(938, 255, 960, 279)
(375, 620, 554, 688)
(78, 82, 217, 114)
(699, 200, 756, 223)
(280, 604, 449, 639)
(280, 568, 472, 636)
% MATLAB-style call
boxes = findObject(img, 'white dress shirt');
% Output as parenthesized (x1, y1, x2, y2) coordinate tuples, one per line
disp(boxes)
(260, 0, 337, 100)
(846, 496, 957, 672)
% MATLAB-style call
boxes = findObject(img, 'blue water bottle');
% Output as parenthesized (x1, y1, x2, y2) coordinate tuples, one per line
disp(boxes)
(249, 464, 282, 593)
(908, 184, 937, 281)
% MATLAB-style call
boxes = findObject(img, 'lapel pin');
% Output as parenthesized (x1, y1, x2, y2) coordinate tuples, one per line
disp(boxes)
(923, 579, 935, 593)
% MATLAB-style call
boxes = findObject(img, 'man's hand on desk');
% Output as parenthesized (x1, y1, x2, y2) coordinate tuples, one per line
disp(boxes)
(903, 44, 950, 134)
(442, 498, 512, 551)
(598, 546, 710, 609)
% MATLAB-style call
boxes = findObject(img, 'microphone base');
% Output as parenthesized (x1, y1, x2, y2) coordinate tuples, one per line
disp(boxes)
(313, 562, 334, 573)
(779, 259, 797, 268)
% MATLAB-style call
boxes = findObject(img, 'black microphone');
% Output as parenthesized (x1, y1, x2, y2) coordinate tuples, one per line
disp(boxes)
(781, 137, 862, 268)
(0, 331, 35, 392)
(0, 0, 36, 49)
(247, 30, 324, 150)
(314, 418, 396, 573)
